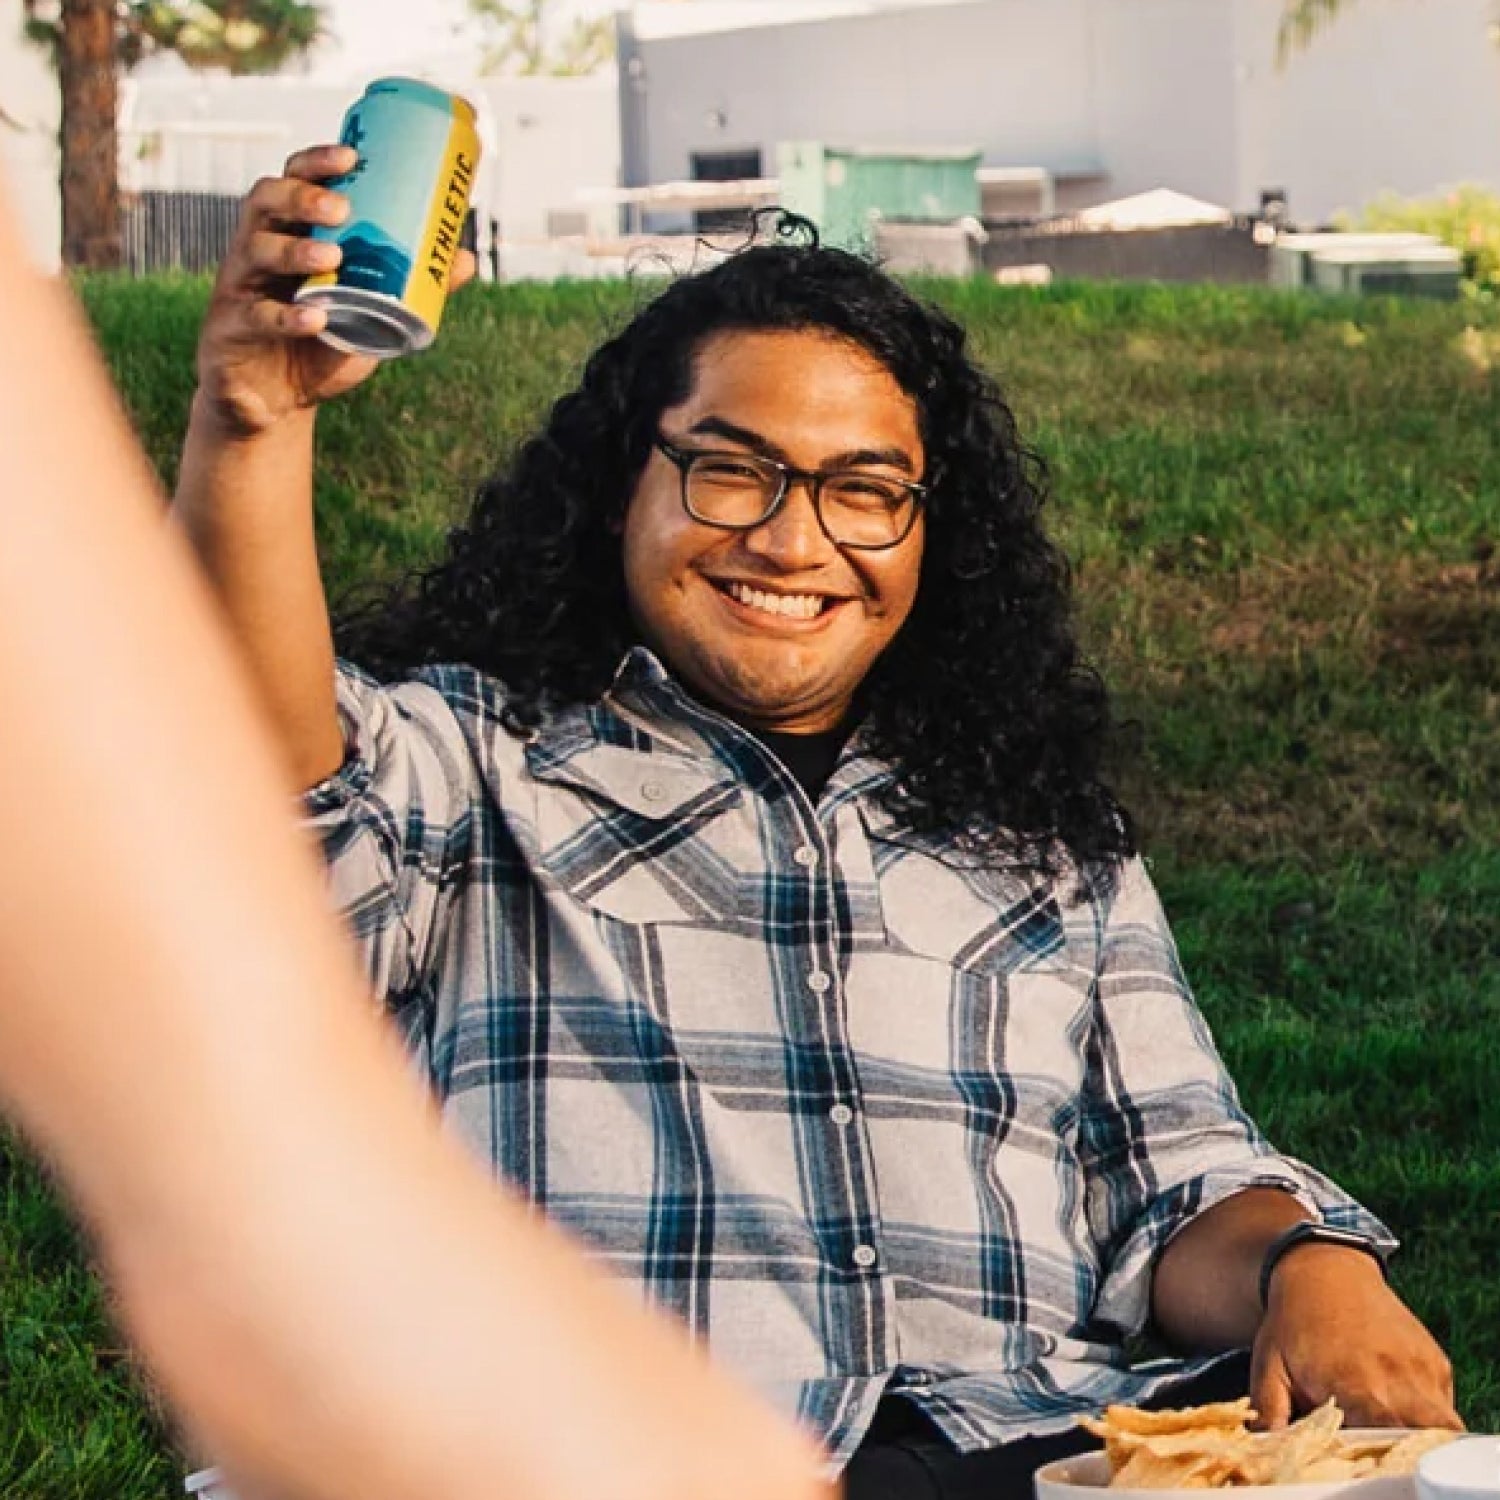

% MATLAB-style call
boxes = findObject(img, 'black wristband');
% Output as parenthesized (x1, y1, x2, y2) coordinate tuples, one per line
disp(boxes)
(1258, 1221, 1388, 1310)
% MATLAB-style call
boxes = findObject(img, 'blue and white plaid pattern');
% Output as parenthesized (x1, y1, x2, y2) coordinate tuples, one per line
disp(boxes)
(305, 648, 1391, 1468)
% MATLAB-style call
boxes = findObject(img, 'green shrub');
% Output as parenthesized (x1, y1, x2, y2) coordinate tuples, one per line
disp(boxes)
(1346, 183, 1500, 290)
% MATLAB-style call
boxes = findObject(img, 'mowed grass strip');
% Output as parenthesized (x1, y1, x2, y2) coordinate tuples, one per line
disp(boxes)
(4, 274, 1492, 1495)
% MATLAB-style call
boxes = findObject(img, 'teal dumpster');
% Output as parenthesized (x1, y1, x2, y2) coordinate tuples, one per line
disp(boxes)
(777, 142, 982, 253)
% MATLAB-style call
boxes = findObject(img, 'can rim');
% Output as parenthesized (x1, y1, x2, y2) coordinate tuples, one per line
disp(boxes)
(362, 75, 477, 122)
(294, 285, 434, 359)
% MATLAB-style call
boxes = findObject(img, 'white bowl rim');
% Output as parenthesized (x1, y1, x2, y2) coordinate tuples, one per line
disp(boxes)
(1415, 1434, 1500, 1493)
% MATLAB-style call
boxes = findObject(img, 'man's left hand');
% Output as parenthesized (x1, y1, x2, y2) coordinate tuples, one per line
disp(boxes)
(1251, 1242, 1463, 1431)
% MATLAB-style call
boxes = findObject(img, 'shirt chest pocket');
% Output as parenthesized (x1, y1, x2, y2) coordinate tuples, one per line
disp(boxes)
(529, 746, 750, 927)
(862, 821, 1095, 1149)
(864, 816, 1068, 978)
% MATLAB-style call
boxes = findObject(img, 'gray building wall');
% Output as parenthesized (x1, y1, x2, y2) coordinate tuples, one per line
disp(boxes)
(1232, 0, 1500, 223)
(1088, 0, 1240, 207)
(625, 0, 1109, 192)
(622, 0, 1500, 228)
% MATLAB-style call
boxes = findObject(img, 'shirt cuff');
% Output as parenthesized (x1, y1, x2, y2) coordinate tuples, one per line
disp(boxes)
(301, 663, 380, 816)
(301, 743, 371, 815)
(1093, 1161, 1398, 1338)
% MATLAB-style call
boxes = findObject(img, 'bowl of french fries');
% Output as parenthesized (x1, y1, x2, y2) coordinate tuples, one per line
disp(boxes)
(1035, 1397, 1461, 1497)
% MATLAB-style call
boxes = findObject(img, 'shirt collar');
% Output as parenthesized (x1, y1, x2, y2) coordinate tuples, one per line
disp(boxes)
(528, 645, 897, 809)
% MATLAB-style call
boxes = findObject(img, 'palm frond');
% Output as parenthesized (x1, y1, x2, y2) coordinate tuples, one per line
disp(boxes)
(470, 0, 610, 75)
(549, 13, 614, 75)
(1276, 0, 1355, 66)
(122, 0, 328, 74)
(19, 0, 61, 57)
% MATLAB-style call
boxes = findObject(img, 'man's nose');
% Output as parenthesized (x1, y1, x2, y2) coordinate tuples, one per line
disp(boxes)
(741, 478, 832, 567)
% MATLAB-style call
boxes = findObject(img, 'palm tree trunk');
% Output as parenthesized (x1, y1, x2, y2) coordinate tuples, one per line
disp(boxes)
(58, 0, 121, 269)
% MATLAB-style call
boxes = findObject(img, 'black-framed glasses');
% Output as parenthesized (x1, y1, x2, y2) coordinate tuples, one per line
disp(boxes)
(654, 436, 926, 551)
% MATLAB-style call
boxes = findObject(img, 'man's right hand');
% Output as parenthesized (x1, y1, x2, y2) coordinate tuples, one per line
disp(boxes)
(195, 144, 379, 437)
(177, 136, 470, 787)
(174, 142, 410, 790)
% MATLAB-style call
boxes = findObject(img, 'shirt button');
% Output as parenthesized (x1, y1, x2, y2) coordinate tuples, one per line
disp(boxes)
(793, 845, 818, 868)
(806, 969, 832, 993)
(852, 1244, 878, 1270)
(640, 780, 666, 803)
(829, 1103, 854, 1126)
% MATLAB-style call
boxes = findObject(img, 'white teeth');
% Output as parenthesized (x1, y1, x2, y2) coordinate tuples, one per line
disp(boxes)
(723, 581, 829, 619)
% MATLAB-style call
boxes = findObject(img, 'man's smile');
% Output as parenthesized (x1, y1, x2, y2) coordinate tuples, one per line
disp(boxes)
(704, 574, 854, 626)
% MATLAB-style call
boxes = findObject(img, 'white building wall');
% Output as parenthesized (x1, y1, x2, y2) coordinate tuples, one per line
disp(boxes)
(472, 74, 619, 239)
(124, 72, 620, 248)
(0, 24, 61, 268)
(122, 75, 346, 193)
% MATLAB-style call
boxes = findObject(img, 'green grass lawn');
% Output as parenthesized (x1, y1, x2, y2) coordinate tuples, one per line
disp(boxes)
(4, 273, 1497, 1496)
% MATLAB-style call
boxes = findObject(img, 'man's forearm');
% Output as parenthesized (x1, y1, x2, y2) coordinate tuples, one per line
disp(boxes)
(173, 397, 344, 789)
(1150, 1188, 1312, 1352)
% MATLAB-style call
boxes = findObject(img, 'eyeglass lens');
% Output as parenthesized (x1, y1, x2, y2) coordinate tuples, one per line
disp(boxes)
(685, 454, 916, 547)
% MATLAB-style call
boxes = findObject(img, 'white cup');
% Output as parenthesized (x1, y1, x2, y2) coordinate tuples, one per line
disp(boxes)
(184, 1468, 238, 1500)
(1417, 1437, 1500, 1500)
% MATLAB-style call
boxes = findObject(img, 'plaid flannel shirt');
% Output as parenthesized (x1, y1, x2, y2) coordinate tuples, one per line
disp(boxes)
(304, 648, 1392, 1469)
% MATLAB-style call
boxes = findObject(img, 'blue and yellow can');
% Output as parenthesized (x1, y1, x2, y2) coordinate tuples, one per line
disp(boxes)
(297, 77, 481, 358)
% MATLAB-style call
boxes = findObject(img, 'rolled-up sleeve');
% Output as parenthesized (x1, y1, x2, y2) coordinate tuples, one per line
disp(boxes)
(301, 661, 479, 1019)
(1078, 856, 1394, 1338)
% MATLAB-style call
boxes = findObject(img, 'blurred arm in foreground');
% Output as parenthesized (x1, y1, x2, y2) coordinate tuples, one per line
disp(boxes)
(0, 178, 829, 1500)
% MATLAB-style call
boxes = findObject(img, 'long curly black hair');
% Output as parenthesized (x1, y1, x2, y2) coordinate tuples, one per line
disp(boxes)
(338, 231, 1134, 874)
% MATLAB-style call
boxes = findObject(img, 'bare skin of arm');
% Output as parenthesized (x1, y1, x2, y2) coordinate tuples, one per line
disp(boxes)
(0, 180, 828, 1500)
(174, 399, 341, 787)
(1151, 1187, 1460, 1431)
(171, 144, 468, 788)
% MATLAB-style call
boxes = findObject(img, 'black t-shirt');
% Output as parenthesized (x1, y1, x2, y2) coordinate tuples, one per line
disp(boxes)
(754, 726, 849, 802)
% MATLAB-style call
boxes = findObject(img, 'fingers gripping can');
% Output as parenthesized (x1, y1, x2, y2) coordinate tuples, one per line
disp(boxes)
(296, 77, 481, 358)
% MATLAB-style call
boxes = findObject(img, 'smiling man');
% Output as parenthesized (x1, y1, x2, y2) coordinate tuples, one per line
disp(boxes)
(625, 331, 925, 739)
(174, 151, 1459, 1500)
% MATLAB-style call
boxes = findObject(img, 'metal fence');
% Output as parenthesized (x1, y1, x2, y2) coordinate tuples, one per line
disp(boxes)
(122, 190, 496, 279)
(122, 190, 242, 274)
